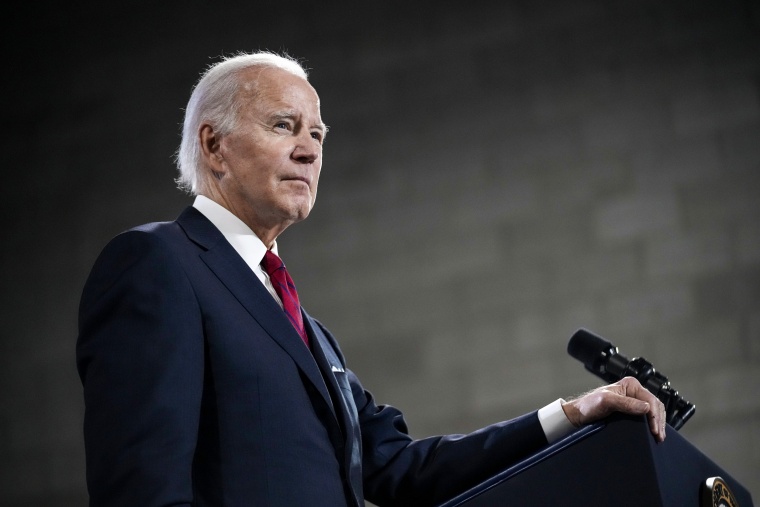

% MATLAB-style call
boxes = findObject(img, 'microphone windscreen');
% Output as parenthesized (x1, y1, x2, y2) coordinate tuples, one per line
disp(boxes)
(567, 329, 612, 367)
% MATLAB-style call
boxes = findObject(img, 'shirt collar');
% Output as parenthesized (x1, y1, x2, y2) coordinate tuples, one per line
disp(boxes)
(192, 195, 278, 269)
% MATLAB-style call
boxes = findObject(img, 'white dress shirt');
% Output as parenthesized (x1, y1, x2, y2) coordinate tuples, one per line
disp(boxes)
(192, 195, 576, 443)
(193, 195, 283, 309)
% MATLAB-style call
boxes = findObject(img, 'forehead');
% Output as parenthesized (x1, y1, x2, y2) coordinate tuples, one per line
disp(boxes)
(238, 66, 321, 116)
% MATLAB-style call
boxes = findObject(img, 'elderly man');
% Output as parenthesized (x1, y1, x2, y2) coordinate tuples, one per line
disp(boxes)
(77, 52, 666, 507)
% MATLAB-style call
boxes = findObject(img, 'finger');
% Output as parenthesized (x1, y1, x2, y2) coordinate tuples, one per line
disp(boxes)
(607, 391, 650, 415)
(618, 377, 666, 442)
(647, 406, 666, 442)
(618, 377, 657, 404)
(655, 399, 666, 442)
(630, 381, 666, 441)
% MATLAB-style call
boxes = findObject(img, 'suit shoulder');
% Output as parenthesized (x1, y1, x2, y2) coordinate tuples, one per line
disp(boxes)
(82, 220, 192, 300)
(125, 219, 185, 242)
(100, 219, 187, 258)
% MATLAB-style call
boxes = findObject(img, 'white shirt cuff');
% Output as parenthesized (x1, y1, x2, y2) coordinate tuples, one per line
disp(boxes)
(537, 398, 577, 444)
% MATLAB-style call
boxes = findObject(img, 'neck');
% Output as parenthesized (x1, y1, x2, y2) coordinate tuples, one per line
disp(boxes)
(197, 190, 288, 249)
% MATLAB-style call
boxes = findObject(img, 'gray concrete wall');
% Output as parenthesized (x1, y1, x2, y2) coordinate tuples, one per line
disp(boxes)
(3, 1, 759, 504)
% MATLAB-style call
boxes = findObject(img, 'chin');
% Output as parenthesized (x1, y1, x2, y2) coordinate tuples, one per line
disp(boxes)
(286, 204, 313, 223)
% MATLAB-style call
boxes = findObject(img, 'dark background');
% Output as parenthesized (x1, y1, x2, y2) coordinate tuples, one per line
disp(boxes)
(3, 1, 759, 504)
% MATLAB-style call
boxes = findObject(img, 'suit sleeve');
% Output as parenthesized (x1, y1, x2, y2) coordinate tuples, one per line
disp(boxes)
(76, 229, 204, 507)
(351, 371, 548, 507)
(312, 321, 549, 507)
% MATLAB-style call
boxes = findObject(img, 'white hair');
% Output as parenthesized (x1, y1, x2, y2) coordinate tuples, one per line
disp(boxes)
(175, 52, 309, 194)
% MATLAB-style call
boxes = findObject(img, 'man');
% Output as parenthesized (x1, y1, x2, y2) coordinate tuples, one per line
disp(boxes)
(77, 52, 666, 506)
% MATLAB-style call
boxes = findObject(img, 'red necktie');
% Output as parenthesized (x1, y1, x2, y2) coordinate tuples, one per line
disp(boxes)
(261, 250, 309, 348)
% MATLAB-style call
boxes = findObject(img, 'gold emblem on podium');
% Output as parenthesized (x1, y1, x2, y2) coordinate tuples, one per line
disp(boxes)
(701, 476, 739, 507)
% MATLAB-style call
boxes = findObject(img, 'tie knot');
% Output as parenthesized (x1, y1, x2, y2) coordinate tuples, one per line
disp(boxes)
(261, 250, 284, 276)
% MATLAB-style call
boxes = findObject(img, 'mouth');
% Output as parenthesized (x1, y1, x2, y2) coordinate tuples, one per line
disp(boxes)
(283, 176, 310, 186)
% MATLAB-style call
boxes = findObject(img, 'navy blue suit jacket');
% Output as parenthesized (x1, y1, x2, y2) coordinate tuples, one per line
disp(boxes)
(77, 206, 548, 506)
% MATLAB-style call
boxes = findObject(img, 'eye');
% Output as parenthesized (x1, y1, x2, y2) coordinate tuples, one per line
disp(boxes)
(274, 122, 290, 130)
(311, 131, 323, 143)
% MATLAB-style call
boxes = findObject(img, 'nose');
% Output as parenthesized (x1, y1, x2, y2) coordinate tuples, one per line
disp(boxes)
(291, 132, 320, 164)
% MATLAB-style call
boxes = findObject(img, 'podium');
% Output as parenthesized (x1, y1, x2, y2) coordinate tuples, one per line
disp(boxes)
(439, 414, 753, 506)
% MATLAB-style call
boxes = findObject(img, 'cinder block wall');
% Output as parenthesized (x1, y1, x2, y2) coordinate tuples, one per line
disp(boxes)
(3, 1, 758, 504)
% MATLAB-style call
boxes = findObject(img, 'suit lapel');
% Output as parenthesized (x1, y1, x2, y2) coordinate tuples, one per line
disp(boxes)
(305, 312, 364, 505)
(175, 207, 337, 420)
(305, 316, 343, 418)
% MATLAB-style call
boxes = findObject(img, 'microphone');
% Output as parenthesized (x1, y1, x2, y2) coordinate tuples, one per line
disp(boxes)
(567, 328, 696, 430)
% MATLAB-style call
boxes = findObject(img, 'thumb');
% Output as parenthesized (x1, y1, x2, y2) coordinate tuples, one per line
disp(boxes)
(620, 397, 650, 415)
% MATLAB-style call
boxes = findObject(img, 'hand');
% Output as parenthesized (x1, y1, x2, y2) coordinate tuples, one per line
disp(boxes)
(561, 377, 667, 442)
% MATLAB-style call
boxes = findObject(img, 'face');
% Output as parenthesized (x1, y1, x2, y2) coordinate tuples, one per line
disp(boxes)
(201, 66, 326, 245)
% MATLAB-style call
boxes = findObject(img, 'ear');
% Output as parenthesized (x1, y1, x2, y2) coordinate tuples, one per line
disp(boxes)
(199, 124, 225, 178)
